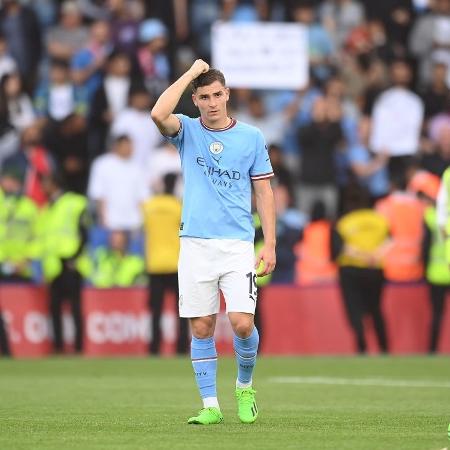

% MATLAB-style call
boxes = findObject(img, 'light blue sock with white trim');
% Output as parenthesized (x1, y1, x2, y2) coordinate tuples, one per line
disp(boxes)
(191, 336, 219, 408)
(233, 327, 259, 388)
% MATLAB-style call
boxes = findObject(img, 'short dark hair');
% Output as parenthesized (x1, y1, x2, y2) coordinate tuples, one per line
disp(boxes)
(192, 69, 226, 92)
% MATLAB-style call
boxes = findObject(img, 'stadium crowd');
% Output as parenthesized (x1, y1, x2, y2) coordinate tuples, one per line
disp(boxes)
(1, 0, 450, 355)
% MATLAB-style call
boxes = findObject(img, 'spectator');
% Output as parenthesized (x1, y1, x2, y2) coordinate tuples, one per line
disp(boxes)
(369, 58, 424, 179)
(332, 186, 390, 354)
(409, 0, 450, 87)
(0, 0, 42, 92)
(2, 124, 53, 206)
(267, 144, 294, 201)
(146, 142, 182, 197)
(71, 19, 112, 102)
(111, 86, 162, 166)
(271, 184, 306, 284)
(348, 116, 390, 203)
(422, 114, 450, 176)
(35, 173, 88, 353)
(108, 0, 140, 56)
(88, 134, 148, 231)
(0, 32, 17, 80)
(34, 59, 88, 123)
(319, 0, 365, 52)
(234, 92, 291, 147)
(46, 1, 89, 66)
(0, 72, 35, 131)
(85, 229, 145, 288)
(420, 61, 449, 120)
(137, 18, 170, 97)
(291, 1, 335, 83)
(143, 173, 188, 355)
(88, 51, 136, 160)
(297, 96, 344, 218)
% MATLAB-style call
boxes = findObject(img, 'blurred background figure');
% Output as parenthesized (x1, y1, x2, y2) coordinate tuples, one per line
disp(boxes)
(35, 173, 88, 353)
(0, 169, 38, 283)
(296, 200, 337, 286)
(0, 0, 42, 92)
(84, 229, 145, 288)
(88, 134, 148, 231)
(111, 86, 162, 166)
(0, 72, 35, 131)
(88, 51, 136, 161)
(369, 58, 424, 179)
(143, 173, 188, 355)
(137, 18, 170, 97)
(332, 187, 390, 354)
(297, 96, 344, 219)
(45, 1, 89, 68)
(376, 173, 425, 283)
(410, 170, 450, 353)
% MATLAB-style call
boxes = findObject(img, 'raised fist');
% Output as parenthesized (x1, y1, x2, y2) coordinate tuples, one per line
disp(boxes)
(189, 59, 210, 80)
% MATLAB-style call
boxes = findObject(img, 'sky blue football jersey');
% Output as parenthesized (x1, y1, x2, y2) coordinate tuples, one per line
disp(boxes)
(166, 114, 273, 242)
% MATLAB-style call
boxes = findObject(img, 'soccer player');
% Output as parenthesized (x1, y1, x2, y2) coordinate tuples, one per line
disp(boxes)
(150, 59, 276, 425)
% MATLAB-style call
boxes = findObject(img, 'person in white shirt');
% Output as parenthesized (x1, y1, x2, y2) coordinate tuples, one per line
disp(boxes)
(111, 86, 162, 166)
(0, 72, 35, 131)
(146, 142, 182, 197)
(88, 134, 149, 231)
(369, 58, 424, 178)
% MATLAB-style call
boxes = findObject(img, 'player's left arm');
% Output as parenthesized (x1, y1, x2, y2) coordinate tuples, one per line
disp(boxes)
(253, 178, 276, 276)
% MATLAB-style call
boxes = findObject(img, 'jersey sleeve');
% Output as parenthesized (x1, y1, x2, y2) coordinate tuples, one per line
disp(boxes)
(165, 114, 186, 151)
(250, 130, 274, 181)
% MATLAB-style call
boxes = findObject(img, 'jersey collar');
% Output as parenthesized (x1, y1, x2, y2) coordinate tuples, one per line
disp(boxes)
(199, 117, 237, 132)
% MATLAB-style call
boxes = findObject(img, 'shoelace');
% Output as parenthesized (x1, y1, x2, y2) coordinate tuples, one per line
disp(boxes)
(237, 390, 255, 406)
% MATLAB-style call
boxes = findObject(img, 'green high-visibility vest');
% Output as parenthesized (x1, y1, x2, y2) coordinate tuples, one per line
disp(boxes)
(33, 192, 87, 281)
(424, 206, 450, 285)
(0, 189, 39, 276)
(87, 248, 145, 288)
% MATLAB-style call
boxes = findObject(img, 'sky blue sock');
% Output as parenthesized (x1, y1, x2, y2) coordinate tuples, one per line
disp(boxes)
(233, 327, 259, 387)
(191, 336, 217, 401)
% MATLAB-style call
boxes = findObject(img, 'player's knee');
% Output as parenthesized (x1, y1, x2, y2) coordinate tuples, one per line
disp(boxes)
(190, 318, 215, 338)
(233, 320, 254, 339)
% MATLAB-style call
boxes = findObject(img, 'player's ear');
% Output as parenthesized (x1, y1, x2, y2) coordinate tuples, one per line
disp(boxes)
(225, 87, 230, 101)
(192, 93, 198, 107)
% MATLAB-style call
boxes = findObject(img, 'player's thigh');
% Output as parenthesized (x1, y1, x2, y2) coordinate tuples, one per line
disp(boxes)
(219, 241, 257, 314)
(178, 238, 221, 318)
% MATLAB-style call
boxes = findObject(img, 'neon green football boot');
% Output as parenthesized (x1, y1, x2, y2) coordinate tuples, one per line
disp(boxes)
(235, 388, 258, 423)
(187, 407, 223, 425)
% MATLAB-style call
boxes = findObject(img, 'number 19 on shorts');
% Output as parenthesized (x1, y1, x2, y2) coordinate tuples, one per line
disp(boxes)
(246, 272, 258, 305)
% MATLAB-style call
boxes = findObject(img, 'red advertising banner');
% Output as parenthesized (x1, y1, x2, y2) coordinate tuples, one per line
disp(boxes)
(0, 283, 449, 358)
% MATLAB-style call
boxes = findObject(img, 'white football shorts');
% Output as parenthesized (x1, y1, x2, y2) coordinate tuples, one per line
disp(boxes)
(178, 237, 258, 318)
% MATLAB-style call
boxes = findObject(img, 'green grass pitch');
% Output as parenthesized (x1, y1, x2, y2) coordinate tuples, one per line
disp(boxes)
(1, 356, 449, 450)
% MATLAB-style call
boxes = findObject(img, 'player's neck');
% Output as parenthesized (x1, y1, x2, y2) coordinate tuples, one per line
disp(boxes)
(201, 116, 232, 130)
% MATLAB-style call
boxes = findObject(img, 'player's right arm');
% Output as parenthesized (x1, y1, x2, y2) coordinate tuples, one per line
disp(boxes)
(150, 59, 210, 136)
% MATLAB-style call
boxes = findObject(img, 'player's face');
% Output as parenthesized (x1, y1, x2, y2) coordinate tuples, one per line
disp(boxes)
(192, 81, 230, 127)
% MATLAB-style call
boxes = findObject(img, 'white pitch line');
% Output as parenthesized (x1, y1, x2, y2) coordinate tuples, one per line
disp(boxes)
(268, 376, 450, 389)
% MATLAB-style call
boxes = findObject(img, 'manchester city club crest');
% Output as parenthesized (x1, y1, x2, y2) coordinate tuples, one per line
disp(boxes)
(209, 141, 224, 155)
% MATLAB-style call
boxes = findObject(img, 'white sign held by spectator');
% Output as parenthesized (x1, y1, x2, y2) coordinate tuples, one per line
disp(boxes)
(211, 22, 308, 90)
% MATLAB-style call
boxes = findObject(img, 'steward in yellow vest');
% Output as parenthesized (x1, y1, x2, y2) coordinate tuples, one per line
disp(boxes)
(332, 187, 390, 354)
(86, 230, 145, 288)
(423, 204, 450, 353)
(0, 171, 39, 281)
(142, 173, 188, 355)
(436, 166, 450, 264)
(35, 173, 88, 353)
